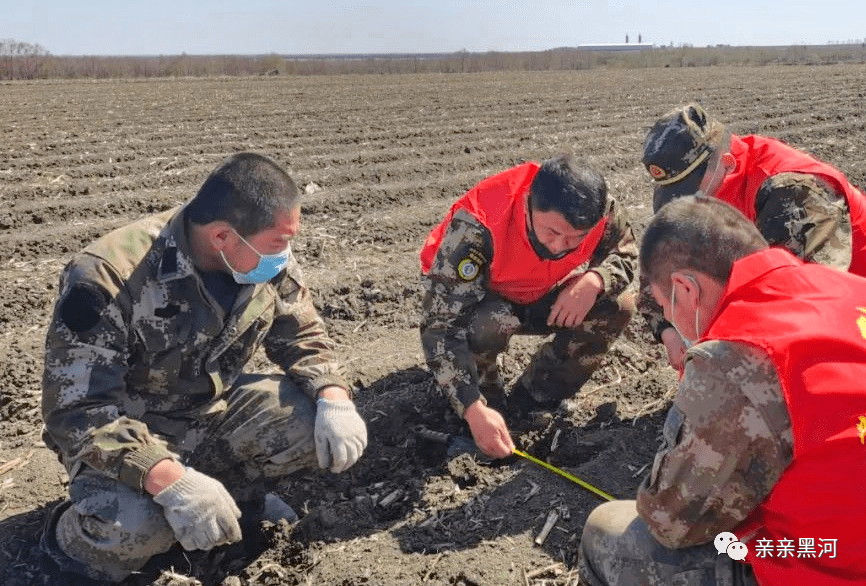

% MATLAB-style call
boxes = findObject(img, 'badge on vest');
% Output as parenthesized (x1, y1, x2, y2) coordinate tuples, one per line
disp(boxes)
(456, 249, 485, 281)
(858, 416, 866, 445)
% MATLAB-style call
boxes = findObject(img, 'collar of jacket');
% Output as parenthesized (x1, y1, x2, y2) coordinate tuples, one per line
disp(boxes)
(155, 204, 201, 283)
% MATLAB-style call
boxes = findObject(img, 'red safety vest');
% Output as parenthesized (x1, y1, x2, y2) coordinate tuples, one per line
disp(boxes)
(703, 248, 866, 586)
(419, 162, 606, 304)
(714, 134, 866, 275)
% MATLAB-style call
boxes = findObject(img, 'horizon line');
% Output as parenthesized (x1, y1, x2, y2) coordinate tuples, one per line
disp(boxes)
(44, 41, 866, 59)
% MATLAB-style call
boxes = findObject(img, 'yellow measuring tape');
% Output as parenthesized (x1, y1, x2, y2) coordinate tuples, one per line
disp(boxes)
(513, 448, 615, 502)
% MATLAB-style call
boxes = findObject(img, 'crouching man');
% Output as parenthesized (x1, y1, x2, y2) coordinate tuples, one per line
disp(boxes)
(578, 196, 866, 585)
(40, 152, 367, 583)
(420, 155, 637, 459)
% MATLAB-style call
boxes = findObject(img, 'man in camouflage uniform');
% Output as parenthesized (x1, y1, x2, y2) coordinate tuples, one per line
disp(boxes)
(420, 155, 637, 459)
(640, 103, 866, 370)
(40, 153, 367, 583)
(578, 196, 866, 586)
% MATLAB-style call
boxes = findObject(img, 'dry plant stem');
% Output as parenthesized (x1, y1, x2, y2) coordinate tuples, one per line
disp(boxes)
(525, 562, 565, 579)
(422, 552, 444, 582)
(534, 509, 560, 546)
(0, 451, 32, 476)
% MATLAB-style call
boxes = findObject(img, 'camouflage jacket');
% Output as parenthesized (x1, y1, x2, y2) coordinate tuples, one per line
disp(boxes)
(636, 339, 793, 548)
(421, 195, 637, 415)
(640, 173, 853, 341)
(42, 206, 348, 491)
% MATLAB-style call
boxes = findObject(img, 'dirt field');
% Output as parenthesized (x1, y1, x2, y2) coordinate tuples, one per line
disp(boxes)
(2, 64, 865, 586)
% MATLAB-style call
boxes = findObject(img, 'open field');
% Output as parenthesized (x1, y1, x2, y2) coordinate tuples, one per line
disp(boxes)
(2, 64, 865, 585)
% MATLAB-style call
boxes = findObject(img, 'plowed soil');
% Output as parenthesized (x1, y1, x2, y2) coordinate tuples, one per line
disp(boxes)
(2, 64, 865, 585)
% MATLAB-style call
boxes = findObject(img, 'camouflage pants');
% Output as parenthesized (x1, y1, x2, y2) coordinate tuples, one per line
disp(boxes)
(577, 500, 757, 586)
(468, 288, 635, 407)
(43, 374, 318, 582)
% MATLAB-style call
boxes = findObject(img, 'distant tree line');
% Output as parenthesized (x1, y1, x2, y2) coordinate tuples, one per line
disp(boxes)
(2, 39, 866, 80)
(0, 39, 49, 79)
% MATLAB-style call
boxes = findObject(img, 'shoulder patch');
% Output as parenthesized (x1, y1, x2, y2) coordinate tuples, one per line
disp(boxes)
(60, 283, 110, 333)
(456, 248, 486, 281)
(457, 258, 479, 281)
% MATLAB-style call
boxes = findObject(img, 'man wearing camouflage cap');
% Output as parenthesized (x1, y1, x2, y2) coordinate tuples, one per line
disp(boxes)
(40, 152, 367, 583)
(419, 155, 637, 459)
(578, 195, 866, 586)
(641, 103, 866, 370)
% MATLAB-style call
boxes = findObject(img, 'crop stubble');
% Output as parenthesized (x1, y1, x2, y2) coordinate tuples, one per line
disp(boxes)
(1, 64, 865, 585)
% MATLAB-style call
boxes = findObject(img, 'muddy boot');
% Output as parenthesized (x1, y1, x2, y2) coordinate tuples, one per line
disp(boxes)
(39, 501, 114, 586)
(239, 492, 298, 533)
(262, 492, 299, 523)
(235, 492, 298, 559)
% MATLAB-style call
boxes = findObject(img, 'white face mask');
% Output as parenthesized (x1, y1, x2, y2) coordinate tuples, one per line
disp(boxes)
(670, 277, 701, 348)
(694, 152, 724, 198)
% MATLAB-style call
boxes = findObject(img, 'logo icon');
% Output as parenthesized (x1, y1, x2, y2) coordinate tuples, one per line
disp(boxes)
(457, 258, 479, 281)
(648, 164, 668, 181)
(727, 541, 748, 561)
(715, 532, 748, 561)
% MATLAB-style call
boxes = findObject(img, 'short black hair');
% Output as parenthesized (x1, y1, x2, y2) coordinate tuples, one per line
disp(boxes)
(640, 196, 767, 294)
(186, 152, 299, 236)
(529, 155, 607, 229)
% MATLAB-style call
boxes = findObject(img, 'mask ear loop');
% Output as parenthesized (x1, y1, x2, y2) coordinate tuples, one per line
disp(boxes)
(670, 281, 689, 348)
(670, 274, 702, 345)
(685, 274, 701, 340)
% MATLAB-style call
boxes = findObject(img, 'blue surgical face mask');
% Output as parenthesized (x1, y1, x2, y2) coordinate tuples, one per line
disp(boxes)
(221, 230, 291, 285)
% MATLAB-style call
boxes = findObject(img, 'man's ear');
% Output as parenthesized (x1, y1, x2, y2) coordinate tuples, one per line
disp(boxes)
(670, 271, 700, 309)
(204, 222, 233, 252)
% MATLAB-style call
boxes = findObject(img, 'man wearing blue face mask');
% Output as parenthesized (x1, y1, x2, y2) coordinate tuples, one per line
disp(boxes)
(40, 152, 367, 584)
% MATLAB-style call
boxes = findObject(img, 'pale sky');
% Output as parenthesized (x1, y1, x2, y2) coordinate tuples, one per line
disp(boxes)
(3, 0, 865, 56)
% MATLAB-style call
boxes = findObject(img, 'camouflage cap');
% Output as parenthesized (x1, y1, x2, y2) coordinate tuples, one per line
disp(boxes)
(642, 103, 723, 211)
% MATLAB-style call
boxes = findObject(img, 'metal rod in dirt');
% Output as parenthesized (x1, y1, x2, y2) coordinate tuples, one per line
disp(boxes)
(513, 448, 615, 502)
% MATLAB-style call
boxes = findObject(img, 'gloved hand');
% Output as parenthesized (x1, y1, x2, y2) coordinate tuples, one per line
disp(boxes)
(314, 398, 368, 473)
(152, 467, 242, 551)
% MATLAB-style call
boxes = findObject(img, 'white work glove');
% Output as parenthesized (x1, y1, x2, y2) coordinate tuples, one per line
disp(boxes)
(314, 398, 368, 473)
(152, 467, 242, 551)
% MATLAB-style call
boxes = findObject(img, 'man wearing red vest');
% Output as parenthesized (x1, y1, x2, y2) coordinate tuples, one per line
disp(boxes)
(578, 195, 866, 586)
(420, 155, 637, 459)
(641, 103, 866, 371)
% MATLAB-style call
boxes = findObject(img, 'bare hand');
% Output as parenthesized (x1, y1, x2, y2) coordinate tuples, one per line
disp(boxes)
(660, 327, 687, 372)
(548, 272, 603, 328)
(463, 400, 515, 459)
